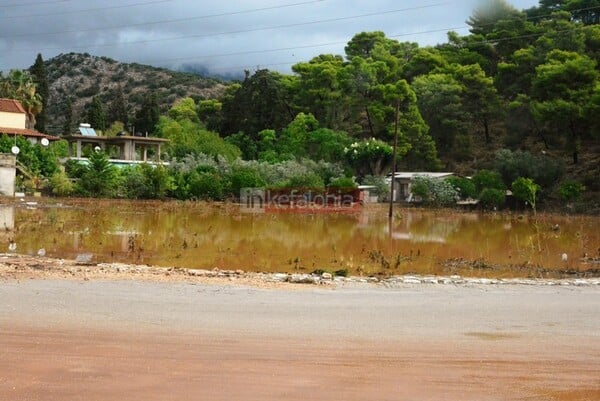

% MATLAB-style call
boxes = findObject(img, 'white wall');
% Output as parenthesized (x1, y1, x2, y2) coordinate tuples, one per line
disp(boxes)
(0, 154, 16, 197)
(0, 111, 26, 129)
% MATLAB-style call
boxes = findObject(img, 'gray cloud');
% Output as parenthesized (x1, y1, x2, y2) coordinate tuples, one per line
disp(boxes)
(0, 0, 539, 76)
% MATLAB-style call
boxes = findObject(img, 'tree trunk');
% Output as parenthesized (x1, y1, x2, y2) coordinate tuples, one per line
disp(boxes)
(483, 117, 490, 144)
(365, 106, 375, 138)
(569, 121, 580, 165)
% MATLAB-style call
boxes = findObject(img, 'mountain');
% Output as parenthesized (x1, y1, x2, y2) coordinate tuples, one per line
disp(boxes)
(43, 52, 228, 135)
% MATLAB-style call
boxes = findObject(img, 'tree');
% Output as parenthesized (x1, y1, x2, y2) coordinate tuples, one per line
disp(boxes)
(0, 70, 42, 129)
(156, 113, 241, 161)
(135, 93, 160, 135)
(511, 177, 541, 214)
(220, 69, 294, 138)
(412, 73, 469, 157)
(168, 97, 199, 122)
(107, 86, 129, 126)
(77, 150, 118, 197)
(292, 55, 349, 130)
(467, 0, 524, 37)
(375, 80, 440, 170)
(197, 99, 222, 131)
(29, 54, 49, 133)
(531, 50, 598, 164)
(446, 176, 477, 199)
(344, 138, 394, 176)
(86, 96, 106, 131)
(472, 169, 506, 194)
(445, 63, 501, 145)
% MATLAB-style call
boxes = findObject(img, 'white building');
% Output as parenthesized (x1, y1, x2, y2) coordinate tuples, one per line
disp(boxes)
(387, 172, 454, 202)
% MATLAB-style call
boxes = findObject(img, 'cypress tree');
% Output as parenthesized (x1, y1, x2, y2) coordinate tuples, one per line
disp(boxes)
(87, 96, 106, 131)
(135, 93, 159, 135)
(30, 53, 49, 133)
(108, 86, 129, 126)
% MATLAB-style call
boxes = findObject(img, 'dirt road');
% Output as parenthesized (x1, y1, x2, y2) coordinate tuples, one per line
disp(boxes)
(1, 279, 599, 401)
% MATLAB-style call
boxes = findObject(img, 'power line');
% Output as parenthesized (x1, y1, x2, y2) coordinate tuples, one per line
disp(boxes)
(0, 0, 173, 19)
(1, 0, 329, 37)
(3, 3, 598, 74)
(205, 26, 591, 73)
(0, 0, 70, 8)
(1, 2, 446, 39)
(143, 26, 471, 65)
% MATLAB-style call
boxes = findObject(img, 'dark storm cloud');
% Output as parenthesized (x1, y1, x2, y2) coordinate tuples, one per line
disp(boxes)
(0, 0, 539, 75)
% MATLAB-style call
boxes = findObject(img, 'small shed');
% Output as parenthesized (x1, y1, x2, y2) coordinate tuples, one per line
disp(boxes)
(388, 172, 454, 202)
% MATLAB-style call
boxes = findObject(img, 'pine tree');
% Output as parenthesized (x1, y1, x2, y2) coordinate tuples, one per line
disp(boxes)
(108, 86, 129, 126)
(30, 54, 49, 133)
(135, 93, 159, 135)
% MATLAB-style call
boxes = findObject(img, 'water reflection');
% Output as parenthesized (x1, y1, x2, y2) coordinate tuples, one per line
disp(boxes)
(4, 200, 599, 278)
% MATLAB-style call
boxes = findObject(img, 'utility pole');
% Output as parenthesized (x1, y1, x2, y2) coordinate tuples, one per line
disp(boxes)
(388, 100, 400, 221)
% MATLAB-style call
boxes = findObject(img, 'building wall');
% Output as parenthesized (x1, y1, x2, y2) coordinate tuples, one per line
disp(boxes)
(0, 111, 26, 129)
(0, 153, 16, 197)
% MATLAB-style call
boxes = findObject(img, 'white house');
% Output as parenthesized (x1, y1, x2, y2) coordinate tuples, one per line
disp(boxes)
(0, 98, 58, 145)
(0, 98, 58, 196)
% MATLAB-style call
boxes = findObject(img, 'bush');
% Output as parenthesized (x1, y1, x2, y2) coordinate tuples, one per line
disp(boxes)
(472, 169, 505, 193)
(479, 188, 506, 209)
(48, 170, 74, 197)
(328, 176, 357, 189)
(493, 149, 563, 188)
(187, 171, 226, 200)
(558, 180, 585, 202)
(411, 176, 459, 206)
(285, 171, 324, 189)
(511, 177, 541, 213)
(445, 176, 476, 199)
(228, 166, 266, 197)
(121, 164, 174, 199)
(76, 151, 119, 197)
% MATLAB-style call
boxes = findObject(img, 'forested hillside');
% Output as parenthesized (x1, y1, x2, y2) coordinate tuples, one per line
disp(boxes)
(42, 53, 227, 135)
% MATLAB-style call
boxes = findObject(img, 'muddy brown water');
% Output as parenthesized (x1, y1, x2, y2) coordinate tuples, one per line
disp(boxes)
(1, 199, 598, 278)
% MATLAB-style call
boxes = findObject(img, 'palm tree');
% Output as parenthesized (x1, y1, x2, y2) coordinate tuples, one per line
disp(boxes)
(1, 70, 43, 129)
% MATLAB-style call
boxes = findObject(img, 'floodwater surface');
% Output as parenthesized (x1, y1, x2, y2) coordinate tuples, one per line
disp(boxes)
(1, 199, 598, 278)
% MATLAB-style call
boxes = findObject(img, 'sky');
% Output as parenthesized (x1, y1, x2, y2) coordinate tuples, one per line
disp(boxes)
(0, 0, 540, 77)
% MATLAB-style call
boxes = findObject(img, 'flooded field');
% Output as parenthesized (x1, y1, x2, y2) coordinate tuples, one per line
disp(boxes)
(1, 199, 599, 278)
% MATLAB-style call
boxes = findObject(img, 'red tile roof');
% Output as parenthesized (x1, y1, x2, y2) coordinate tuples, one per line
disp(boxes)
(0, 98, 26, 114)
(0, 127, 59, 141)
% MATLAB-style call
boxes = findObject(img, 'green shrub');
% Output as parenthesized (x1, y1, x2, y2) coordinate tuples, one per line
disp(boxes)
(558, 180, 585, 202)
(121, 164, 174, 199)
(188, 171, 226, 200)
(76, 151, 119, 197)
(445, 176, 476, 199)
(479, 188, 506, 209)
(511, 177, 541, 213)
(493, 149, 563, 188)
(48, 171, 74, 197)
(411, 176, 459, 206)
(472, 169, 506, 193)
(285, 171, 325, 189)
(228, 166, 266, 197)
(328, 176, 357, 189)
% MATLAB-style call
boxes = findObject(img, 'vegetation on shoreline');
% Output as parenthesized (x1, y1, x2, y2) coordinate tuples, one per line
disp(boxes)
(1, 0, 598, 212)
